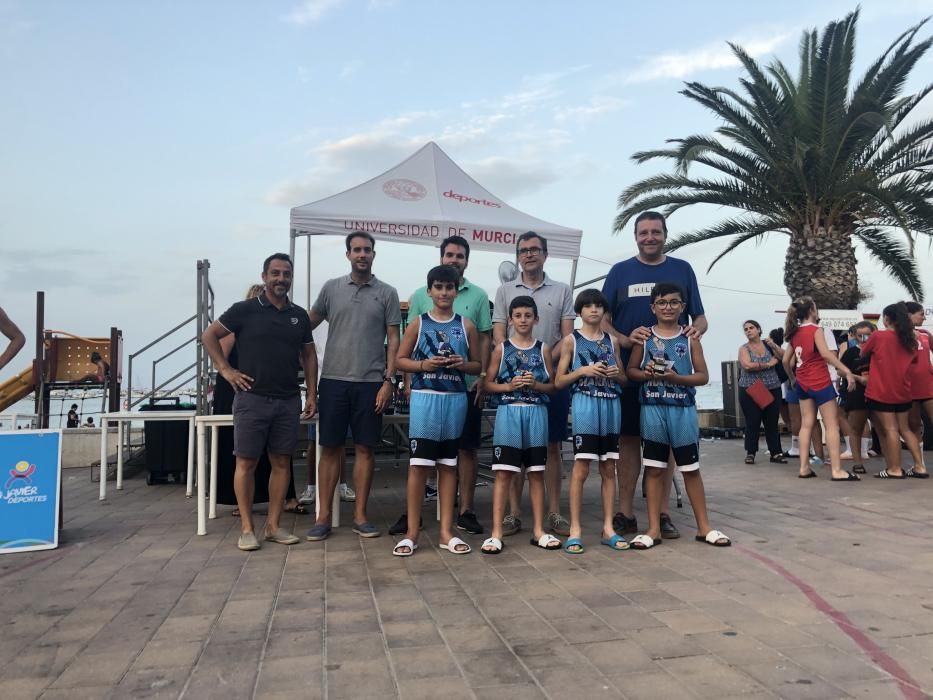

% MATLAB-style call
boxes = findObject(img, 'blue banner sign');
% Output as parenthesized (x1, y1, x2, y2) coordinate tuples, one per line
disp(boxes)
(0, 430, 62, 554)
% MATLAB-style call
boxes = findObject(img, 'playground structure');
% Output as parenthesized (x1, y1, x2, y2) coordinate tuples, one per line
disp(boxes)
(0, 292, 123, 427)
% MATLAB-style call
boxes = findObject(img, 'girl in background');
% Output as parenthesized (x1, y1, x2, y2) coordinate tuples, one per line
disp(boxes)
(904, 301, 932, 477)
(784, 297, 857, 481)
(861, 303, 924, 479)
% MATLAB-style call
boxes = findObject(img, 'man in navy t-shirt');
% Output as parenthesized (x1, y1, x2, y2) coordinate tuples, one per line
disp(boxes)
(601, 211, 707, 540)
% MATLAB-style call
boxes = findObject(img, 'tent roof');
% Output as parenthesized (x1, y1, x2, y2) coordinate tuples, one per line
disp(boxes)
(290, 141, 582, 259)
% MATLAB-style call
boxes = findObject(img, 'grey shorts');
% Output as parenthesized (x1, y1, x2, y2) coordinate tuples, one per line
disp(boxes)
(232, 392, 301, 459)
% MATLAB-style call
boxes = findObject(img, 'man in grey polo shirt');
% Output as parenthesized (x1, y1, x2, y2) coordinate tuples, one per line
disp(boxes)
(307, 231, 401, 541)
(493, 231, 575, 537)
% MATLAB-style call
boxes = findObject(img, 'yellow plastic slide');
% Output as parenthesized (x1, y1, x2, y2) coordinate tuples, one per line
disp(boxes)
(0, 367, 34, 412)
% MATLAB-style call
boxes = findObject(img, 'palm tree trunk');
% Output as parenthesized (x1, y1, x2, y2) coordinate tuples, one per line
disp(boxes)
(784, 225, 860, 308)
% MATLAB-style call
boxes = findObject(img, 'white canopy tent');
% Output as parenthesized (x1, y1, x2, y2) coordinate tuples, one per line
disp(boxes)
(289, 141, 583, 307)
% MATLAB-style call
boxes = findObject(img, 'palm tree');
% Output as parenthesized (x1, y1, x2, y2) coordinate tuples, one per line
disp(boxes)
(615, 9, 933, 307)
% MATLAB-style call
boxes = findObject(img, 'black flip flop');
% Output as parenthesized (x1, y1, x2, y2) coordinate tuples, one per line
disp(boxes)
(874, 470, 907, 479)
(798, 471, 817, 479)
(831, 471, 860, 482)
(852, 464, 866, 474)
(905, 468, 931, 479)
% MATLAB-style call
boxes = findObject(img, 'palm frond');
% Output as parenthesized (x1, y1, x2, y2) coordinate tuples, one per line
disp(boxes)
(853, 227, 924, 300)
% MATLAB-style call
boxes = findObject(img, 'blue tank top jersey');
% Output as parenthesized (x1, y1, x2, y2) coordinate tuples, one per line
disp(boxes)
(411, 313, 469, 393)
(494, 339, 550, 405)
(639, 326, 696, 406)
(570, 330, 622, 399)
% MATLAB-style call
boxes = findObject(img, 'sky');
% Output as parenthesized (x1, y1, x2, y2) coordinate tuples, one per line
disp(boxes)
(2, 0, 933, 392)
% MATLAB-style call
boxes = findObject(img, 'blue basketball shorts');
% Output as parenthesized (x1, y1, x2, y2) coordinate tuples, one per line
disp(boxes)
(640, 403, 700, 472)
(408, 390, 467, 468)
(571, 393, 621, 462)
(492, 403, 548, 472)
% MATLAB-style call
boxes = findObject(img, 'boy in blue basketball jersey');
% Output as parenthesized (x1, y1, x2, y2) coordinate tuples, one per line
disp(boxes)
(555, 289, 628, 553)
(393, 265, 481, 556)
(626, 282, 730, 549)
(482, 296, 559, 554)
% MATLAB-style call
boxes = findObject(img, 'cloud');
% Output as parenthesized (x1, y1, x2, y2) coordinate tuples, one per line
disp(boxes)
(461, 157, 560, 200)
(282, 0, 344, 25)
(266, 69, 591, 206)
(340, 59, 362, 79)
(625, 33, 791, 83)
(555, 95, 627, 124)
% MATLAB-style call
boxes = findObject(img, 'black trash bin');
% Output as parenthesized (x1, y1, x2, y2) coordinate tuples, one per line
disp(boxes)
(141, 397, 195, 484)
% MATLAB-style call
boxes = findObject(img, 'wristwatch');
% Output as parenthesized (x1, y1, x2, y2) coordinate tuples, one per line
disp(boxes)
(382, 375, 393, 384)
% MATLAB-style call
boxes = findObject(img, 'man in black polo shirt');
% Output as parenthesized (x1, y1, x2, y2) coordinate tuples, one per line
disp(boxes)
(203, 253, 318, 551)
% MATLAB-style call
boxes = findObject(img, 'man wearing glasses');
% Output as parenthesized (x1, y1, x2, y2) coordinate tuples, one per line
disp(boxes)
(493, 231, 575, 537)
(601, 211, 707, 541)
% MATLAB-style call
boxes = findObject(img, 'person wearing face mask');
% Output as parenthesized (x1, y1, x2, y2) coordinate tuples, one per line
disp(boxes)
(737, 320, 785, 464)
(838, 321, 875, 474)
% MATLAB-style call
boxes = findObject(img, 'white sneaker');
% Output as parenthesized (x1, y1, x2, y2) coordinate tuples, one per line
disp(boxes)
(839, 451, 853, 460)
(787, 447, 800, 457)
(298, 485, 315, 504)
(338, 483, 356, 502)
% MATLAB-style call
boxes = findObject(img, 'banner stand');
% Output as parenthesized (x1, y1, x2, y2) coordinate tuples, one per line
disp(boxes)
(0, 429, 62, 554)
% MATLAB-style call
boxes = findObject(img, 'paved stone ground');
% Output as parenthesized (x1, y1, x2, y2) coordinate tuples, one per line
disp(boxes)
(3, 440, 933, 700)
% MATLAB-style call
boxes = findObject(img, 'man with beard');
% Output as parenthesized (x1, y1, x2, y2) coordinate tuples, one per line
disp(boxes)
(202, 253, 318, 551)
(601, 212, 707, 541)
(307, 232, 401, 541)
(389, 235, 492, 537)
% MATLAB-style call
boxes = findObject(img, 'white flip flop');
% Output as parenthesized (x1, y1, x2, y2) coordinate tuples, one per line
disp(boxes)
(439, 536, 472, 555)
(392, 538, 418, 557)
(696, 530, 731, 547)
(630, 534, 662, 550)
(480, 537, 503, 555)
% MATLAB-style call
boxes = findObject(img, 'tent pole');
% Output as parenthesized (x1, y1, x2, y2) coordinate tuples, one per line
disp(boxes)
(569, 258, 579, 290)
(306, 235, 312, 309)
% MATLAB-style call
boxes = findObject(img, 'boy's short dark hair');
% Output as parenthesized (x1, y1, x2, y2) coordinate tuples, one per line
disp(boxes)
(649, 282, 685, 303)
(262, 253, 292, 273)
(516, 231, 547, 255)
(508, 295, 538, 318)
(345, 231, 375, 251)
(574, 288, 608, 314)
(426, 264, 459, 288)
(440, 235, 470, 260)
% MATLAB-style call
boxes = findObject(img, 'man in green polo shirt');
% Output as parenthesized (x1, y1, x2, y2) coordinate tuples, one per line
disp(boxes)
(390, 235, 492, 536)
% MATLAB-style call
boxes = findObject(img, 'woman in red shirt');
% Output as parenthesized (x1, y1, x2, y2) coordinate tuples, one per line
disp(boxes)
(861, 302, 923, 479)
(904, 301, 932, 478)
(783, 297, 857, 481)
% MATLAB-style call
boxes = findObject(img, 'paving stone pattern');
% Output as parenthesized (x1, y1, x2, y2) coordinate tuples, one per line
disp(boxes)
(2, 441, 933, 699)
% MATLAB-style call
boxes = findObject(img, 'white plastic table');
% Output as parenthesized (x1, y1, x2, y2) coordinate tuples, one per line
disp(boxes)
(195, 413, 413, 535)
(98, 411, 196, 501)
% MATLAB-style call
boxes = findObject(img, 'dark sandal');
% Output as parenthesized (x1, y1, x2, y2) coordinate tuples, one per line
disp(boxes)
(831, 471, 860, 482)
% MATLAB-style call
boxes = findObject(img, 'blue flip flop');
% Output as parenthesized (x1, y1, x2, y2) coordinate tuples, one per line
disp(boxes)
(563, 537, 584, 554)
(600, 534, 630, 550)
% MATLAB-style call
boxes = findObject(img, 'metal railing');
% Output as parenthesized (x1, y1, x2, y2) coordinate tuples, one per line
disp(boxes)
(125, 260, 213, 412)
